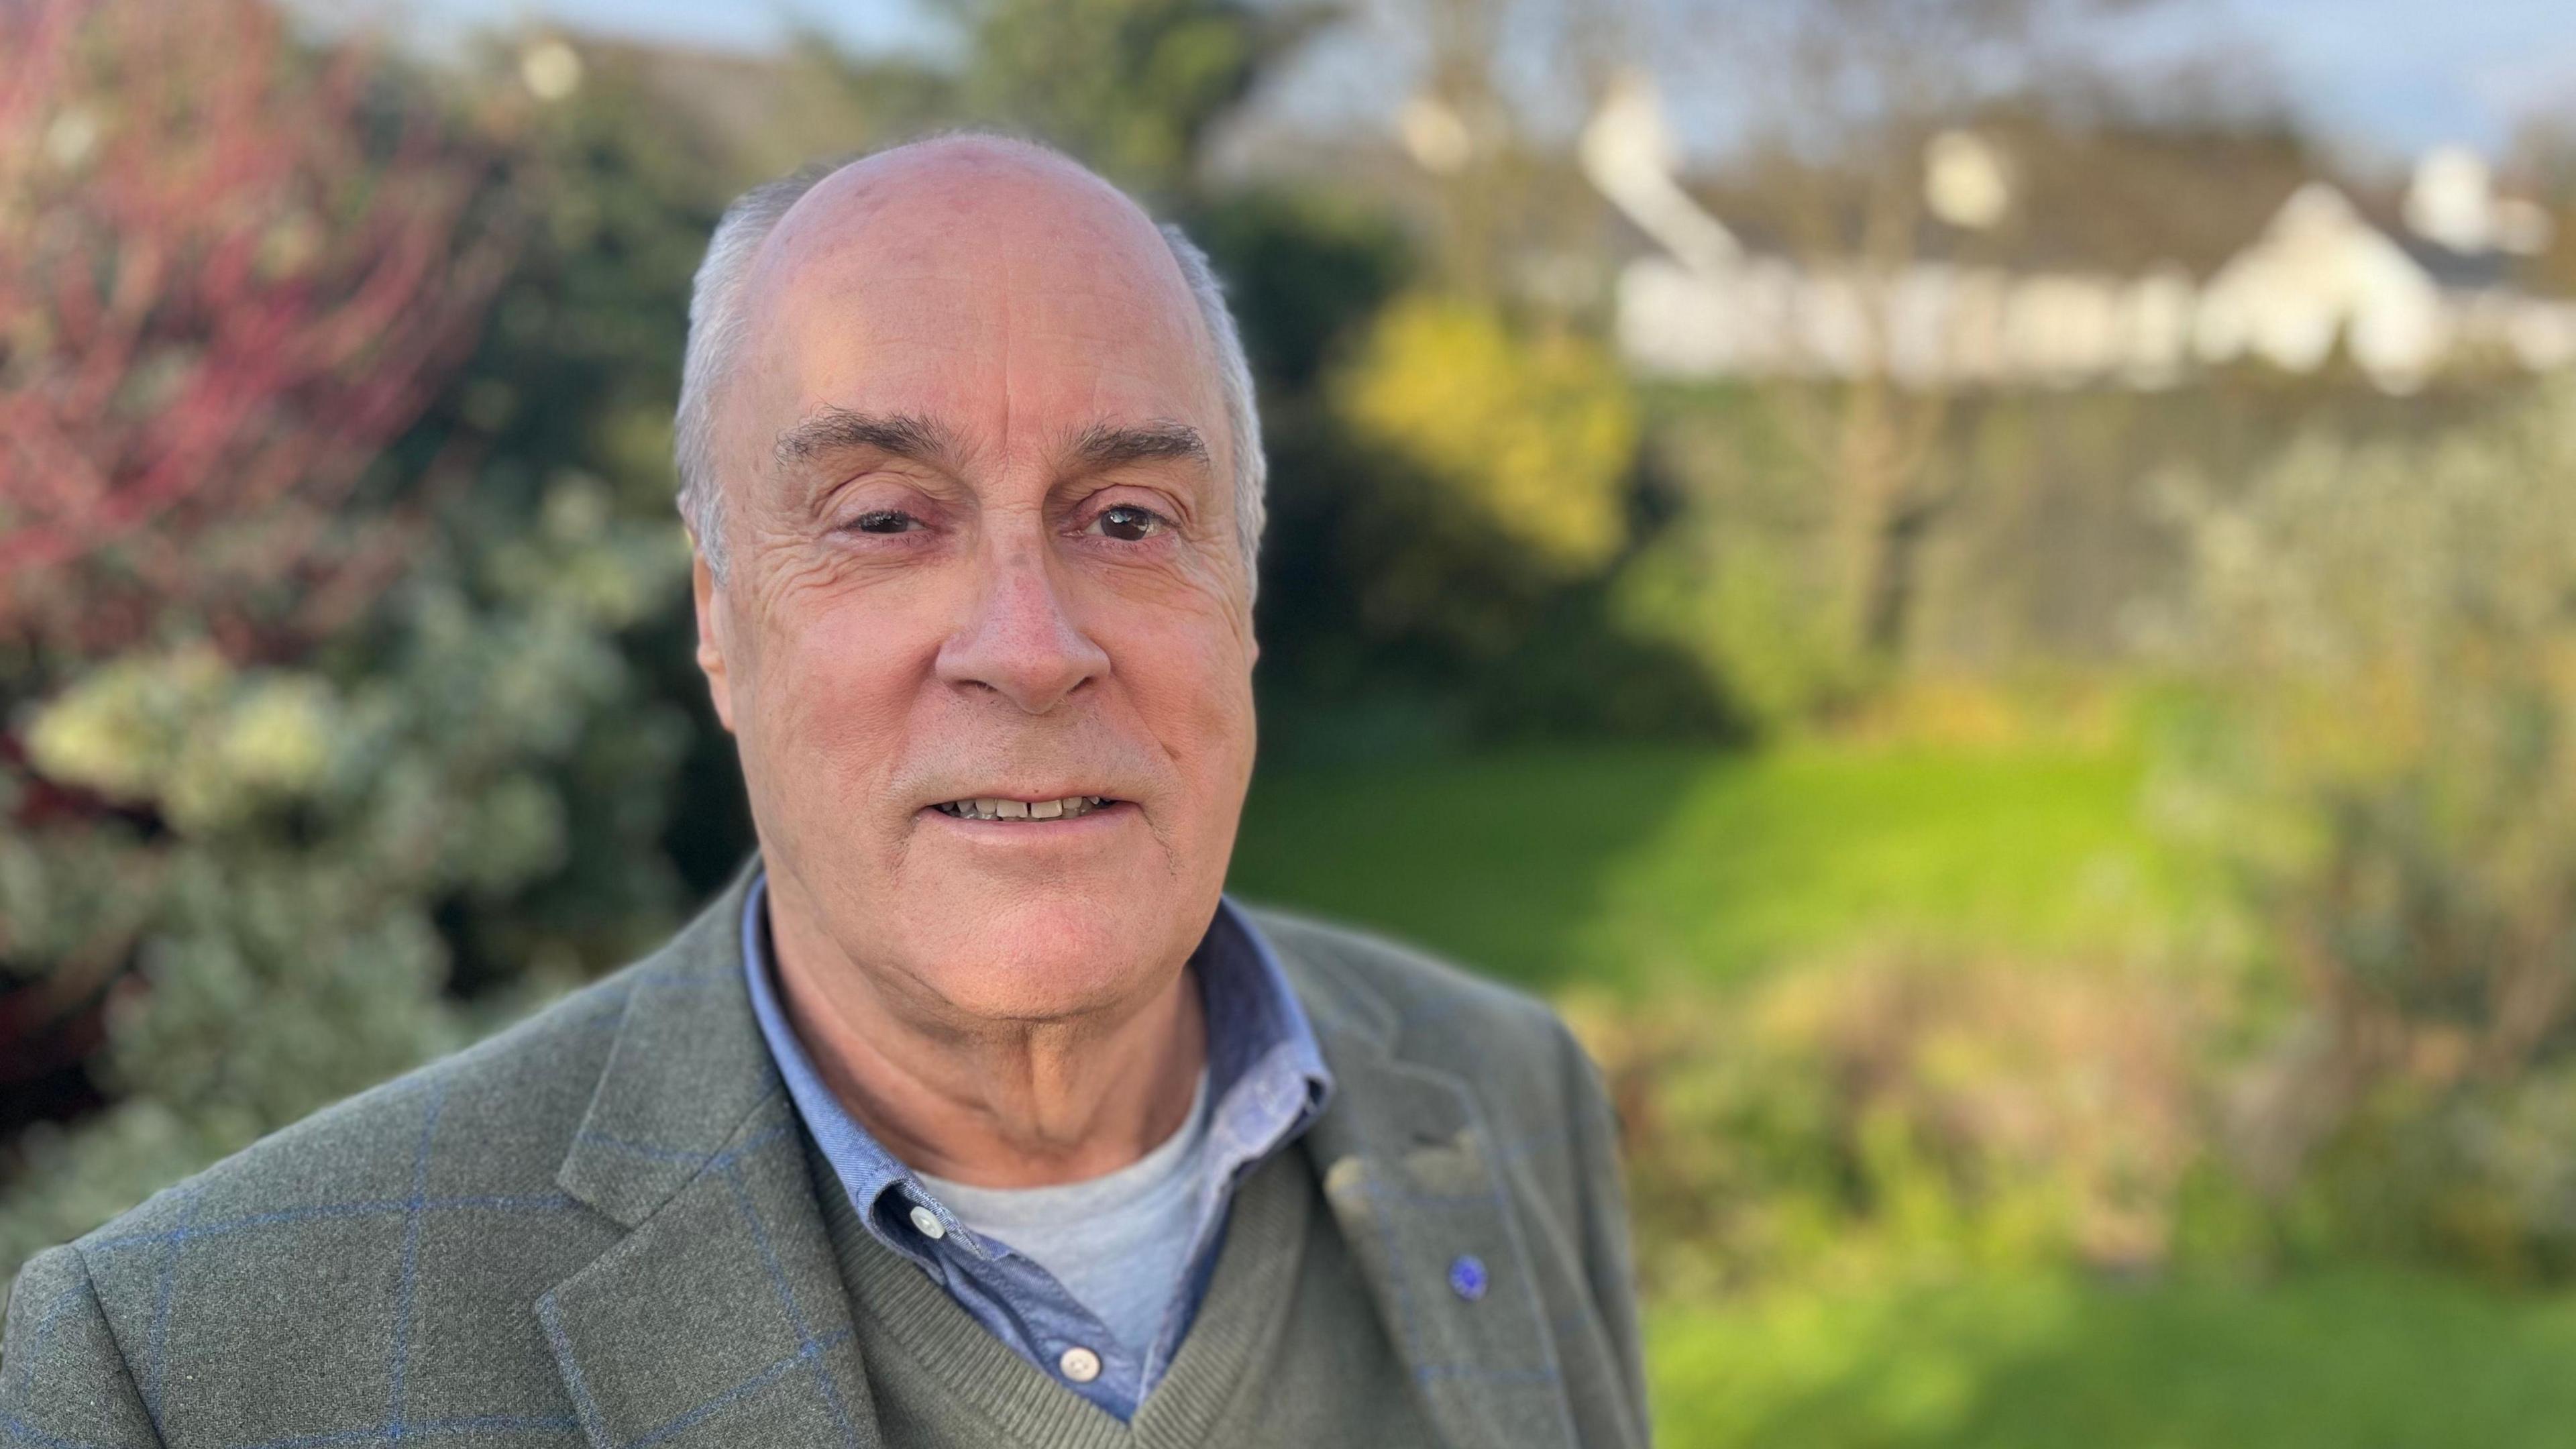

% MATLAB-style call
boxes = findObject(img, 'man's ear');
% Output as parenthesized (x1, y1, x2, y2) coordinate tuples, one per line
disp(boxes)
(692, 549, 738, 735)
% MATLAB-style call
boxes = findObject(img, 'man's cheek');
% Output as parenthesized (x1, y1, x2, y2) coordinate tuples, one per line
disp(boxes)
(1165, 633, 1257, 767)
(753, 652, 898, 820)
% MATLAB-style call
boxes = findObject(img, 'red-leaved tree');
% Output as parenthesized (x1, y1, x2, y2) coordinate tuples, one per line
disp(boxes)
(0, 0, 509, 661)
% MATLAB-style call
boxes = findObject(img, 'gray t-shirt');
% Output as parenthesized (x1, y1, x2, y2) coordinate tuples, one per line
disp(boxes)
(915, 1067, 1214, 1358)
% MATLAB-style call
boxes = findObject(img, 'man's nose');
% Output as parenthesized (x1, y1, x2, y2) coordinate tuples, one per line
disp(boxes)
(933, 549, 1110, 713)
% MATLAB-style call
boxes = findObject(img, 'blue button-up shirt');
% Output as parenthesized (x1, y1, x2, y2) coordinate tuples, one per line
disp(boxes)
(741, 874, 1334, 1420)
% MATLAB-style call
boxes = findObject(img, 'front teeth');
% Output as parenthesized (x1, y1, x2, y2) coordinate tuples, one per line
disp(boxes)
(938, 796, 1110, 821)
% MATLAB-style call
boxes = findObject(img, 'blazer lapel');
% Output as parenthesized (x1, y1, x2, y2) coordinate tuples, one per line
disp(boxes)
(1287, 939, 1581, 1449)
(539, 867, 882, 1449)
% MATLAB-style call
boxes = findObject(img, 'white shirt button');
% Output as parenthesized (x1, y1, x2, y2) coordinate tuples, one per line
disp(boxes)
(1058, 1345, 1102, 1383)
(907, 1204, 947, 1240)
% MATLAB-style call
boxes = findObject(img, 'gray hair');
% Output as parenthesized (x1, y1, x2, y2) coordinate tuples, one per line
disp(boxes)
(674, 140, 1267, 597)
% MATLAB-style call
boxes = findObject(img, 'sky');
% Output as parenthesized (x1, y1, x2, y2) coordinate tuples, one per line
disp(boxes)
(381, 0, 2576, 161)
(2179, 0, 2576, 158)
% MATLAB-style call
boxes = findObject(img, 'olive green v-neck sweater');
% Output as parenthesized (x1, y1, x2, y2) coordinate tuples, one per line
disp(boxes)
(810, 1134, 1439, 1449)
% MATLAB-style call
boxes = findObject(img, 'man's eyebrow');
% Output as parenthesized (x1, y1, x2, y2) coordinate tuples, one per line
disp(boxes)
(1063, 420, 1212, 476)
(773, 407, 961, 470)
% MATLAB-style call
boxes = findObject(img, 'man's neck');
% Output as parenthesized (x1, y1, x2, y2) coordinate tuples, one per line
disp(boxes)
(763, 887, 1209, 1189)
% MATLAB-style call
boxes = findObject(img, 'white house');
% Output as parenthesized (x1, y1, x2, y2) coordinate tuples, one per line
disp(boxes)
(1587, 76, 2576, 394)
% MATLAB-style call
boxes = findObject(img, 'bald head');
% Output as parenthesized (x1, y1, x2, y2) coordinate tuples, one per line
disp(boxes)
(674, 135, 1265, 594)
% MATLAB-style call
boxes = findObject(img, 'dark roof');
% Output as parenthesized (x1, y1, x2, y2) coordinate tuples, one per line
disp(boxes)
(2391, 233, 2518, 290)
(1666, 115, 2326, 280)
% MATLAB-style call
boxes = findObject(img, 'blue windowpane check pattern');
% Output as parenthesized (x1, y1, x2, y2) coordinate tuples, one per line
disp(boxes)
(740, 875, 1334, 1421)
(17, 1072, 598, 1449)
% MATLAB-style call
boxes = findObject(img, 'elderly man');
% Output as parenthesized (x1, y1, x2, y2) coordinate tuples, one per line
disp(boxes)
(2, 136, 1646, 1449)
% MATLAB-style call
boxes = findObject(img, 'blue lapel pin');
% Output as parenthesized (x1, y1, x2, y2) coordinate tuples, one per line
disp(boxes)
(1448, 1253, 1488, 1301)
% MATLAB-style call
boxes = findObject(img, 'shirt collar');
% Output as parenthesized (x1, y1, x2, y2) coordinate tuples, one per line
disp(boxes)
(739, 869, 1334, 1263)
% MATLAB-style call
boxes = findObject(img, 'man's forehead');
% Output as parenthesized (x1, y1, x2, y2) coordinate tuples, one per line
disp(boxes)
(751, 144, 1189, 335)
(735, 142, 1222, 444)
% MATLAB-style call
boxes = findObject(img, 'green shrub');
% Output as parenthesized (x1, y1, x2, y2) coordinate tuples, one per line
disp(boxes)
(1565, 949, 2208, 1302)
(2151, 378, 2576, 1279)
(0, 480, 690, 1274)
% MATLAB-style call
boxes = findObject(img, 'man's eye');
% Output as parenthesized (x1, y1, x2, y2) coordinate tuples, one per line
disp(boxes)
(1093, 505, 1165, 542)
(850, 509, 920, 535)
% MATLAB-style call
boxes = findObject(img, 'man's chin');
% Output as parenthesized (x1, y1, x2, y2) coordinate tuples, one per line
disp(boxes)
(883, 885, 1205, 1023)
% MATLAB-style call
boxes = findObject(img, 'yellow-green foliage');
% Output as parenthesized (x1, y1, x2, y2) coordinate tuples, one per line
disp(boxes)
(30, 648, 338, 835)
(1332, 293, 1638, 577)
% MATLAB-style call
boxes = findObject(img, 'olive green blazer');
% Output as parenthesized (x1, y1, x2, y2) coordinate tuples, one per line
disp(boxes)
(1, 865, 1648, 1448)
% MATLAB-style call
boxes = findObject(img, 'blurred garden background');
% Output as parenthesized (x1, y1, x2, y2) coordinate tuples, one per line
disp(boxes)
(9, 0, 2576, 1441)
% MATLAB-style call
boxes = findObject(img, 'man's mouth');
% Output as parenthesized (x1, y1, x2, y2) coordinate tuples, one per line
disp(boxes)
(930, 795, 1116, 822)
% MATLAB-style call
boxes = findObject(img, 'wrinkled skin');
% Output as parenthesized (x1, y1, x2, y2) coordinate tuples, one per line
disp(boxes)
(691, 138, 1254, 1184)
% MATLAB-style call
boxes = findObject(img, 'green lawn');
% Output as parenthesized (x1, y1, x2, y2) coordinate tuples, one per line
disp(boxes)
(1235, 738, 2576, 1447)
(1652, 1269, 2576, 1448)
(1236, 739, 2576, 1448)
(1229, 739, 2218, 992)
